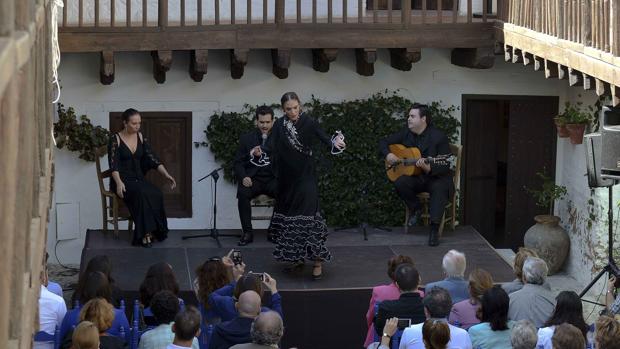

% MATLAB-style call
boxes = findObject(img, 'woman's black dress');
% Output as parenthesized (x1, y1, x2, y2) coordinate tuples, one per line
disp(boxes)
(108, 133, 168, 245)
(264, 113, 334, 263)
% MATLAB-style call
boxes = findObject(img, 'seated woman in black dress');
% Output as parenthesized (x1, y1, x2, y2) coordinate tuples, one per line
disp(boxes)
(107, 108, 176, 247)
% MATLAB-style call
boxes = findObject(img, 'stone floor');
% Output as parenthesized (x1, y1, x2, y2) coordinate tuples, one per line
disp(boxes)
(47, 263, 79, 305)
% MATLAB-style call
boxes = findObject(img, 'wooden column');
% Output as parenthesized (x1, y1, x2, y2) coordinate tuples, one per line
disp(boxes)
(151, 50, 172, 83)
(271, 49, 291, 79)
(451, 47, 495, 69)
(190, 50, 208, 82)
(544, 59, 559, 78)
(100, 51, 115, 85)
(355, 48, 377, 76)
(312, 49, 338, 72)
(231, 49, 249, 79)
(389, 48, 421, 71)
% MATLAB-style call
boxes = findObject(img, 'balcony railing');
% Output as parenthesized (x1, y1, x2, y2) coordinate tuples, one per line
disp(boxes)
(497, 0, 620, 56)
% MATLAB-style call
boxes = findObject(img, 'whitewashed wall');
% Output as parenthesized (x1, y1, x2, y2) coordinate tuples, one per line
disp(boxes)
(50, 47, 572, 266)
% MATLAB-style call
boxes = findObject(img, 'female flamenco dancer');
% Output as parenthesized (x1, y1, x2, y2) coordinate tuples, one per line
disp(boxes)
(252, 92, 346, 279)
(108, 108, 177, 247)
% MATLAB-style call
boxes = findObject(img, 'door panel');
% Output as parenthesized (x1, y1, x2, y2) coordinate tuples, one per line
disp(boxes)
(110, 112, 192, 218)
(505, 97, 559, 249)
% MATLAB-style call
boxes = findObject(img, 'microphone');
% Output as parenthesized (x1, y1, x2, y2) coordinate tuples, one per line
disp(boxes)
(261, 133, 268, 147)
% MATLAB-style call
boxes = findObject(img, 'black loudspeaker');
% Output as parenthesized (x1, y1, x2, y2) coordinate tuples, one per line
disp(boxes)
(585, 132, 615, 187)
(600, 106, 620, 180)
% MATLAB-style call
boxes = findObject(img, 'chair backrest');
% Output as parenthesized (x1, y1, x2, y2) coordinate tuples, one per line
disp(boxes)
(95, 145, 112, 195)
(391, 329, 404, 349)
(34, 326, 60, 349)
(449, 143, 463, 191)
(198, 323, 215, 349)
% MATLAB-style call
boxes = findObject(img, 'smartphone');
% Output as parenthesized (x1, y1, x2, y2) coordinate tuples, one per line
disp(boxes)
(397, 318, 411, 329)
(232, 250, 243, 265)
(249, 272, 265, 281)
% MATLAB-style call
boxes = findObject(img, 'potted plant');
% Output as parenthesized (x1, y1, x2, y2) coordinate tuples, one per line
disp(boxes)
(523, 171, 569, 275)
(563, 101, 591, 144)
(553, 115, 569, 138)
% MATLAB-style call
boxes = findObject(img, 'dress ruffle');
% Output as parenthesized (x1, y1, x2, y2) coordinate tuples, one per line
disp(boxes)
(271, 213, 332, 262)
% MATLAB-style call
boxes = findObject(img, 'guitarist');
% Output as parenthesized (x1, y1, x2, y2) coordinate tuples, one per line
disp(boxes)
(379, 103, 454, 246)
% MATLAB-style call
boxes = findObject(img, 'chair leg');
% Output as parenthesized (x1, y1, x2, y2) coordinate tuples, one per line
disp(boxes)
(450, 203, 457, 230)
(404, 206, 410, 228)
(112, 200, 119, 239)
(438, 211, 446, 238)
(102, 197, 108, 233)
(422, 200, 430, 226)
(128, 219, 133, 235)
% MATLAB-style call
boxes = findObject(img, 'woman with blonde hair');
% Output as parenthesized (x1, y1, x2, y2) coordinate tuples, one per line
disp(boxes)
(449, 268, 493, 329)
(79, 298, 125, 349)
(70, 321, 100, 349)
(422, 320, 450, 349)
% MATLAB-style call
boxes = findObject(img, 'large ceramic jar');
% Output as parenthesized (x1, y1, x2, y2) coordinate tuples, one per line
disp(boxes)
(523, 215, 570, 275)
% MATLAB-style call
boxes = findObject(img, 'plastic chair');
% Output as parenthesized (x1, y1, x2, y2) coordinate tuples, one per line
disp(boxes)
(198, 323, 215, 349)
(34, 326, 60, 349)
(391, 329, 404, 349)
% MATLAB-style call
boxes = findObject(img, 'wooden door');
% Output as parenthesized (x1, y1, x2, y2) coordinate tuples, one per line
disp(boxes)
(463, 99, 501, 244)
(110, 112, 192, 218)
(504, 97, 558, 249)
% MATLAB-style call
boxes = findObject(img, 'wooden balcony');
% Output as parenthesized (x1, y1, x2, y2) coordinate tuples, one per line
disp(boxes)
(58, 0, 499, 82)
(495, 0, 620, 105)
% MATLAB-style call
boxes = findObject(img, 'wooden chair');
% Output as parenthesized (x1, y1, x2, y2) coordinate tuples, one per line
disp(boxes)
(95, 146, 133, 238)
(405, 144, 463, 237)
(250, 194, 276, 221)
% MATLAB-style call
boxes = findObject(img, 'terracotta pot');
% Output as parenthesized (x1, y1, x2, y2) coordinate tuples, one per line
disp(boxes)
(523, 215, 570, 275)
(566, 123, 586, 144)
(554, 119, 569, 138)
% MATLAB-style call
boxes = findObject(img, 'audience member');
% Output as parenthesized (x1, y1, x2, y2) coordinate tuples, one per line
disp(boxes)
(168, 306, 202, 349)
(365, 255, 424, 347)
(595, 315, 620, 349)
(140, 262, 181, 325)
(399, 287, 472, 349)
(45, 252, 64, 298)
(70, 321, 100, 349)
(467, 286, 513, 349)
(72, 255, 123, 307)
(139, 291, 199, 349)
(35, 265, 67, 349)
(59, 272, 129, 343)
(501, 248, 540, 295)
(209, 273, 283, 322)
(536, 290, 592, 349)
(508, 257, 555, 327)
(231, 311, 284, 349)
(551, 323, 585, 349)
(79, 298, 125, 349)
(374, 264, 425, 338)
(366, 318, 398, 349)
(605, 275, 620, 316)
(449, 269, 493, 330)
(422, 319, 450, 349)
(194, 255, 233, 320)
(510, 320, 538, 349)
(210, 290, 262, 349)
(424, 250, 469, 304)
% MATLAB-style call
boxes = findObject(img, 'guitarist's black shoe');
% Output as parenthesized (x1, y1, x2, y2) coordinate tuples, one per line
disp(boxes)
(238, 233, 254, 246)
(428, 224, 440, 247)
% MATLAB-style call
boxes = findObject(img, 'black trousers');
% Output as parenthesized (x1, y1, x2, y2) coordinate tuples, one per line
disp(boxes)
(394, 175, 454, 224)
(237, 177, 278, 234)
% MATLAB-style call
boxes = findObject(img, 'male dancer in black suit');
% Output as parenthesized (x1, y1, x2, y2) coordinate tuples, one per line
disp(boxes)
(379, 103, 454, 246)
(234, 106, 277, 246)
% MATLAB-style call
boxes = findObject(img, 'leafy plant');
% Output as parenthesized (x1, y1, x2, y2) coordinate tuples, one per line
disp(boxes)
(54, 104, 110, 161)
(525, 171, 568, 216)
(201, 90, 461, 226)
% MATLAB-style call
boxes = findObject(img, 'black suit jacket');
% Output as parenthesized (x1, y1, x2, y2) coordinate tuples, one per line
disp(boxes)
(233, 130, 275, 183)
(374, 292, 426, 337)
(378, 126, 452, 178)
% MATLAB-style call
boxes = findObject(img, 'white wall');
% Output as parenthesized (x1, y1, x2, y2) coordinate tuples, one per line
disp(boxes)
(50, 47, 569, 264)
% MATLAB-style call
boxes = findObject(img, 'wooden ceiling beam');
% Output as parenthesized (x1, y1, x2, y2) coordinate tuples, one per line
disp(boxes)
(568, 68, 583, 87)
(271, 49, 290, 79)
(151, 50, 172, 84)
(312, 48, 338, 73)
(451, 47, 494, 69)
(355, 48, 376, 76)
(389, 48, 421, 71)
(595, 79, 611, 96)
(511, 47, 523, 64)
(544, 59, 558, 79)
(189, 50, 208, 82)
(557, 64, 568, 80)
(99, 51, 114, 85)
(533, 55, 544, 71)
(522, 51, 533, 66)
(231, 49, 248, 79)
(582, 74, 595, 91)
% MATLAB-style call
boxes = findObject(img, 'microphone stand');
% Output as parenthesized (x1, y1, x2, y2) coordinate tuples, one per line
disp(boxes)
(182, 167, 240, 247)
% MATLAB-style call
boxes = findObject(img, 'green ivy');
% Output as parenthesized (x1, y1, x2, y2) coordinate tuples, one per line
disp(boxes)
(54, 104, 110, 162)
(201, 90, 461, 226)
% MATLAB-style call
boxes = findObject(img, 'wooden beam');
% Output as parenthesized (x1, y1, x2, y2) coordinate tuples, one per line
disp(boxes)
(493, 41, 503, 55)
(99, 51, 114, 85)
(271, 49, 291, 79)
(355, 48, 377, 76)
(504, 44, 512, 62)
(511, 47, 523, 64)
(582, 73, 595, 91)
(231, 49, 248, 79)
(522, 51, 533, 66)
(189, 50, 208, 82)
(544, 59, 558, 79)
(568, 68, 583, 87)
(451, 47, 495, 69)
(533, 55, 544, 71)
(595, 79, 611, 96)
(59, 23, 496, 52)
(312, 48, 338, 73)
(0, 0, 15, 36)
(389, 48, 421, 71)
(151, 50, 172, 84)
(557, 64, 568, 80)
(613, 86, 620, 107)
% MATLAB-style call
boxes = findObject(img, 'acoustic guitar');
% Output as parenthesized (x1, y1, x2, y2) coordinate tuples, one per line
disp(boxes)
(385, 144, 453, 182)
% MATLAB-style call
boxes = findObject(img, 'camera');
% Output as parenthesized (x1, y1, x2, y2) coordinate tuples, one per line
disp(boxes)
(232, 250, 243, 265)
(397, 318, 411, 329)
